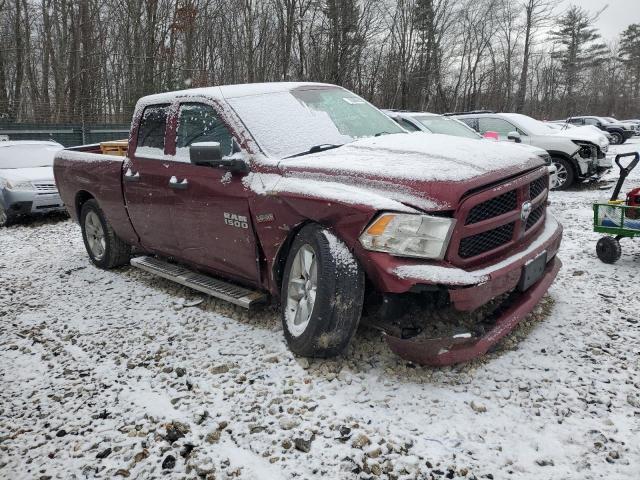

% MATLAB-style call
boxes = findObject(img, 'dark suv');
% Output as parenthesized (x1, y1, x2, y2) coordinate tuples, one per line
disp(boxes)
(566, 116, 634, 145)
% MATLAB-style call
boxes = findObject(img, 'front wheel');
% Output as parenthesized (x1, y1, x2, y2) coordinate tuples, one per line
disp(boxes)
(596, 236, 621, 264)
(551, 157, 575, 190)
(80, 199, 131, 269)
(281, 224, 365, 358)
(0, 205, 12, 228)
(610, 132, 624, 145)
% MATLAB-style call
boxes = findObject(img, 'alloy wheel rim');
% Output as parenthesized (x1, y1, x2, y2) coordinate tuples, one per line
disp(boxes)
(285, 244, 318, 337)
(85, 211, 106, 260)
(553, 161, 568, 188)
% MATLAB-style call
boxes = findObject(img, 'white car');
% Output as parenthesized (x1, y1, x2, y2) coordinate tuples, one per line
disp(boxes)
(384, 110, 559, 189)
(0, 141, 66, 226)
(454, 112, 610, 189)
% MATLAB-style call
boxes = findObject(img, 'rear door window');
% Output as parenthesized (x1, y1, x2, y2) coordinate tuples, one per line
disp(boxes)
(175, 103, 234, 161)
(137, 105, 169, 154)
(477, 118, 519, 136)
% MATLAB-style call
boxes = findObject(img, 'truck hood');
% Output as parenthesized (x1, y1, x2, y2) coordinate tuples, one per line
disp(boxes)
(550, 126, 609, 149)
(276, 133, 544, 211)
(0, 166, 55, 184)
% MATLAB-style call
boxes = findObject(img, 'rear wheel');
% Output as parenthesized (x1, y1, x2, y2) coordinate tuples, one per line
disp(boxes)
(596, 236, 621, 264)
(281, 224, 365, 358)
(80, 199, 131, 269)
(551, 157, 575, 190)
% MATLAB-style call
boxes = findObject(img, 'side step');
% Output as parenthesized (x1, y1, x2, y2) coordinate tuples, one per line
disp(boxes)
(130, 256, 267, 309)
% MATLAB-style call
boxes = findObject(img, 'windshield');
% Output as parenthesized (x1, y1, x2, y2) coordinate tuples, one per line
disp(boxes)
(413, 115, 481, 139)
(502, 113, 555, 135)
(0, 144, 61, 169)
(227, 86, 404, 159)
(604, 117, 619, 123)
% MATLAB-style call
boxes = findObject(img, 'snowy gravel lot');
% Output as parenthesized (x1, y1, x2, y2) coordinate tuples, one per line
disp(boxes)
(1, 140, 639, 480)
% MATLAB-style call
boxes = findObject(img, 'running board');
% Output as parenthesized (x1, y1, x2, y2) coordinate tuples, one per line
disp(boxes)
(130, 256, 267, 308)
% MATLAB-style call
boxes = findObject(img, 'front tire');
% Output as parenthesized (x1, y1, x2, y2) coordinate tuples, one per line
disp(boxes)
(596, 236, 621, 264)
(281, 224, 365, 358)
(80, 199, 131, 269)
(551, 157, 575, 190)
(0, 205, 12, 228)
(610, 132, 624, 145)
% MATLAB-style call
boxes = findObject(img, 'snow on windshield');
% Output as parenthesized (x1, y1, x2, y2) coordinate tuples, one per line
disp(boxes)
(0, 144, 62, 169)
(226, 87, 403, 159)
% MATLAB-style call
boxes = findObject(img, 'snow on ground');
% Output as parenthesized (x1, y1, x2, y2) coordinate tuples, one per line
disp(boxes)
(1, 140, 639, 480)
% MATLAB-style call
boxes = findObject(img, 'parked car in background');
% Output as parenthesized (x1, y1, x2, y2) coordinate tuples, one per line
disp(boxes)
(602, 117, 640, 136)
(0, 141, 66, 227)
(452, 112, 608, 189)
(385, 110, 559, 189)
(53, 82, 562, 366)
(566, 116, 634, 144)
(383, 110, 482, 139)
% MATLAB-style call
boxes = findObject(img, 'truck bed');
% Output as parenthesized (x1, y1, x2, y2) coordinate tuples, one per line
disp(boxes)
(53, 144, 139, 245)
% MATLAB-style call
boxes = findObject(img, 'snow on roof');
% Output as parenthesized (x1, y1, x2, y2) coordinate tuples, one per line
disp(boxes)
(137, 82, 335, 108)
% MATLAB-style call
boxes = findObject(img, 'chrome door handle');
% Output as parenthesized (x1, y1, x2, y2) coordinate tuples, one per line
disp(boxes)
(124, 168, 140, 182)
(169, 176, 188, 190)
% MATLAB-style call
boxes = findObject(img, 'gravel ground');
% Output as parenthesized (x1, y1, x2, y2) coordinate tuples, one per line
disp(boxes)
(1, 141, 639, 479)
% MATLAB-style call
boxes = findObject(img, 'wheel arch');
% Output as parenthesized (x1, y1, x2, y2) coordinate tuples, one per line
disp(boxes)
(75, 190, 96, 220)
(272, 220, 315, 294)
(548, 151, 579, 175)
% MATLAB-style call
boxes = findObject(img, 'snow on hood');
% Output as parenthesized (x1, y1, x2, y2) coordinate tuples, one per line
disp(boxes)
(279, 133, 543, 183)
(550, 126, 609, 149)
(0, 166, 55, 184)
(245, 133, 546, 212)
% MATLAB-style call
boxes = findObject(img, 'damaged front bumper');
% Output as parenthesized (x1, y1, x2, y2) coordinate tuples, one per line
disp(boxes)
(385, 257, 561, 366)
(364, 214, 563, 366)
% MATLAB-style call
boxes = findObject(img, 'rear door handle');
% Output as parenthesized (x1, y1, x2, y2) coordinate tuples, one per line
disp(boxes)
(169, 176, 188, 190)
(124, 168, 140, 182)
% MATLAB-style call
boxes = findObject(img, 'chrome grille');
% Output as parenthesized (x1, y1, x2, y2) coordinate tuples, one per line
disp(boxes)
(459, 223, 515, 259)
(465, 190, 517, 225)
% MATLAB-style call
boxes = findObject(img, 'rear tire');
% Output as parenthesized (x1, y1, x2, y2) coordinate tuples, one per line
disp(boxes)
(551, 157, 575, 190)
(596, 236, 621, 264)
(80, 199, 131, 269)
(281, 224, 365, 358)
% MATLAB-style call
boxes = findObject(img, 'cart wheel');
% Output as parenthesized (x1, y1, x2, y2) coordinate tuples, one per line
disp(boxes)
(596, 236, 621, 264)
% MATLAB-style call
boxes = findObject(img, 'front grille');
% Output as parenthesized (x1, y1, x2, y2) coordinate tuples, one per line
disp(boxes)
(525, 204, 545, 230)
(459, 223, 515, 259)
(529, 177, 547, 199)
(34, 183, 58, 194)
(465, 190, 517, 225)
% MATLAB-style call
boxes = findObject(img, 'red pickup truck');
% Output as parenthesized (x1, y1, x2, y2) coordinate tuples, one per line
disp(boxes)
(54, 82, 562, 366)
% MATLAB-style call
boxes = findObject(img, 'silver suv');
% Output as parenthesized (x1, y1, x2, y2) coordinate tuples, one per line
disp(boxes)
(453, 112, 609, 189)
(0, 141, 66, 226)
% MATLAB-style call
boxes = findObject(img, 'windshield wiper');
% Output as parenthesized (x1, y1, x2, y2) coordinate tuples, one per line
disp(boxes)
(374, 131, 391, 137)
(284, 144, 344, 159)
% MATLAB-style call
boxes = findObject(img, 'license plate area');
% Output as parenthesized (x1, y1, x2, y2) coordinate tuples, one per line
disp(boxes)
(518, 251, 547, 291)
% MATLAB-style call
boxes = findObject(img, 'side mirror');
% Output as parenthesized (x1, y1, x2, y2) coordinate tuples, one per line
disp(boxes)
(190, 142, 249, 173)
(507, 131, 522, 143)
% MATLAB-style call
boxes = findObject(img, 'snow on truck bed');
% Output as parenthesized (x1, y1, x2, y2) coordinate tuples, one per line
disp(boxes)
(1, 140, 639, 480)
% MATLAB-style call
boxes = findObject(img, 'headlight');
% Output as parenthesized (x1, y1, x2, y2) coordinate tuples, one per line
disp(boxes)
(6, 180, 36, 191)
(359, 213, 456, 260)
(538, 153, 551, 165)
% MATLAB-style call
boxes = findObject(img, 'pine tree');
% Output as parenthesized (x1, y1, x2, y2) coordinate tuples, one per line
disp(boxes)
(619, 24, 640, 102)
(549, 5, 608, 112)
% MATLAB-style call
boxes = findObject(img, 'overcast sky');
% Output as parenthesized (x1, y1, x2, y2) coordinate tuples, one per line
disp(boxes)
(555, 0, 640, 42)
